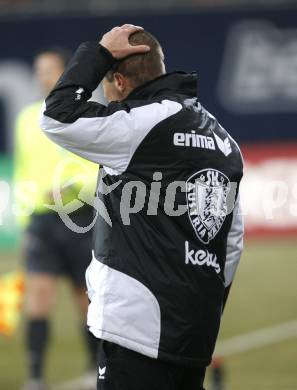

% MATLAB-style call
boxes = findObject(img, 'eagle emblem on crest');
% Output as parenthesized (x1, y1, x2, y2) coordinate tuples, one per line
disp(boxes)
(186, 169, 230, 244)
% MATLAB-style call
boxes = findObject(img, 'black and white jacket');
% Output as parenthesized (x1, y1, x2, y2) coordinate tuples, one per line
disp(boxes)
(41, 42, 244, 367)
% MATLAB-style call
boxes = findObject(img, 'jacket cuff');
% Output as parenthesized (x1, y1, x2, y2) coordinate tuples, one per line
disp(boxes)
(98, 43, 116, 65)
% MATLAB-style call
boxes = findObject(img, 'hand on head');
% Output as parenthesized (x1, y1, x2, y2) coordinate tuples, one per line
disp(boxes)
(99, 24, 151, 59)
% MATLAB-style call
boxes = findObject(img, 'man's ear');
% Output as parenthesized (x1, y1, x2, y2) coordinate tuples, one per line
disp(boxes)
(113, 72, 127, 94)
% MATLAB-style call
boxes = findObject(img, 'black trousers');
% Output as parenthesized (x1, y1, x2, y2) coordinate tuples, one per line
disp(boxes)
(97, 340, 206, 390)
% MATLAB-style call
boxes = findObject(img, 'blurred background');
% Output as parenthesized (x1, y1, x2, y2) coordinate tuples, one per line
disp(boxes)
(0, 0, 297, 389)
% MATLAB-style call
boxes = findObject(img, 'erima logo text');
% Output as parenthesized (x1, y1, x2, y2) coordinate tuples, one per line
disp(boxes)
(98, 366, 106, 380)
(185, 241, 221, 274)
(173, 131, 232, 156)
(173, 131, 215, 150)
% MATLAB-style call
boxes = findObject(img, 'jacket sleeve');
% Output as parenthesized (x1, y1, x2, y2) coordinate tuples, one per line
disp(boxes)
(40, 41, 182, 173)
(223, 195, 244, 309)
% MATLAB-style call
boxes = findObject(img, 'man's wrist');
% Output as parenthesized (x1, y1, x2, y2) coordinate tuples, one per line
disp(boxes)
(98, 43, 117, 65)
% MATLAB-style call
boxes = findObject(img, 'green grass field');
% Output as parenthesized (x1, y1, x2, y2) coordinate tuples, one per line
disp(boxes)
(0, 239, 296, 390)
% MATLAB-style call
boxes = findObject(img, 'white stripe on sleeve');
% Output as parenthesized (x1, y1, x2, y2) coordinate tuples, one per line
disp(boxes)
(224, 196, 244, 287)
(40, 100, 182, 173)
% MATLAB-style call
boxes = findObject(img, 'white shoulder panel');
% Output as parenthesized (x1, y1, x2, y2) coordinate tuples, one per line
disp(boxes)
(41, 100, 182, 174)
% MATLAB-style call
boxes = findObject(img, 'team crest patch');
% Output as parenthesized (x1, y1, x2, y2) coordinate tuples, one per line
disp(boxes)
(186, 168, 230, 244)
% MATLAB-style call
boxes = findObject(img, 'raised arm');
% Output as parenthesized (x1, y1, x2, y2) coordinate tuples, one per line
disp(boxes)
(40, 25, 181, 173)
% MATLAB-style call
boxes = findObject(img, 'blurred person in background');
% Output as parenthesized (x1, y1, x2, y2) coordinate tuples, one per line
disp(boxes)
(14, 48, 98, 390)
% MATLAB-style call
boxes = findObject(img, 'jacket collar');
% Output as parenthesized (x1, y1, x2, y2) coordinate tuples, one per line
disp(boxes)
(125, 71, 198, 101)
